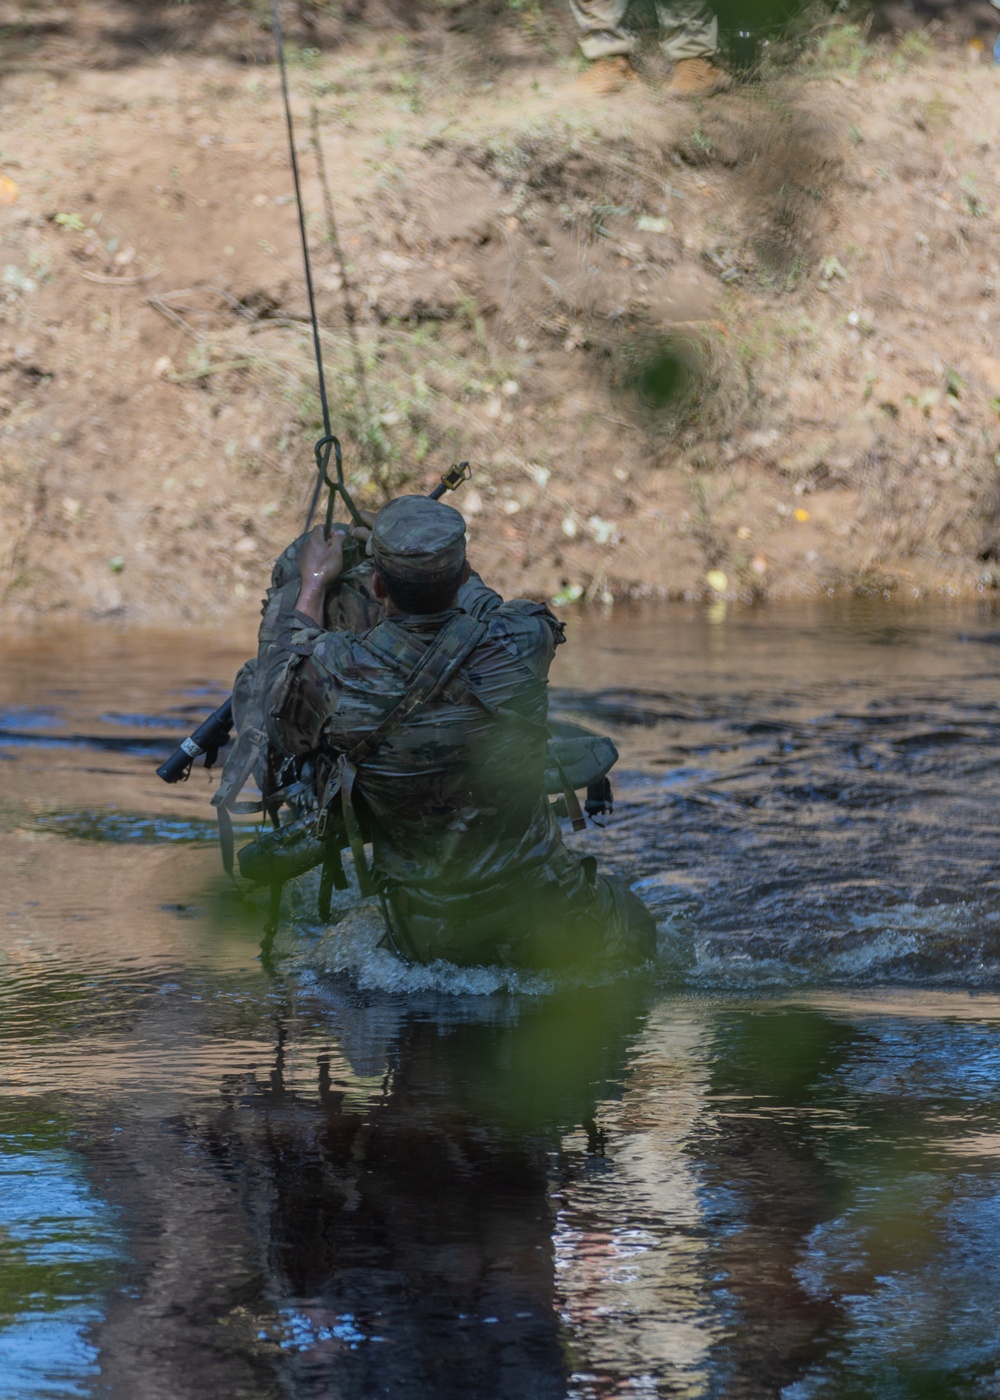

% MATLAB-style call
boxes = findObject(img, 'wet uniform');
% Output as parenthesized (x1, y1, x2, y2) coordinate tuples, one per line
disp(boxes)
(262, 570, 654, 967)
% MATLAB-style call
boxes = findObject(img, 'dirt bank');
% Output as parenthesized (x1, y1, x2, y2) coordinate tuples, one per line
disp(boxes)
(1, 2, 1000, 623)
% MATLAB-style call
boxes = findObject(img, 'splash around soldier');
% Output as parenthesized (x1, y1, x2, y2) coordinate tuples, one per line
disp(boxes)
(223, 495, 656, 970)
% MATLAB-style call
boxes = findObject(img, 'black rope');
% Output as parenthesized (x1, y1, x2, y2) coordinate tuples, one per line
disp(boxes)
(271, 0, 362, 532)
(309, 105, 378, 481)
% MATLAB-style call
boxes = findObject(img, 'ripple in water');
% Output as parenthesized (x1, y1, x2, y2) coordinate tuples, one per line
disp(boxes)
(0, 1141, 125, 1399)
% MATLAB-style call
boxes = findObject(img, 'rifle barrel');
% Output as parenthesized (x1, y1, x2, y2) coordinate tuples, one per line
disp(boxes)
(156, 698, 234, 784)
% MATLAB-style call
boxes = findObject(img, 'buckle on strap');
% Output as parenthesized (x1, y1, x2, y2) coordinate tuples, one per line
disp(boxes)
(314, 764, 343, 841)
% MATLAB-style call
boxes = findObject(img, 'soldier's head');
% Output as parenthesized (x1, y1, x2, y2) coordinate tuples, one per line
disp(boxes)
(369, 495, 471, 615)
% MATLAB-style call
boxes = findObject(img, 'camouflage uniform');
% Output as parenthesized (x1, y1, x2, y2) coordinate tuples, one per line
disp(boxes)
(570, 0, 718, 61)
(212, 526, 382, 824)
(262, 498, 655, 968)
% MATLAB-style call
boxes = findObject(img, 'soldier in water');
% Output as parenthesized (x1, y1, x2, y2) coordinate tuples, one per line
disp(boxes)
(258, 496, 656, 967)
(572, 0, 730, 96)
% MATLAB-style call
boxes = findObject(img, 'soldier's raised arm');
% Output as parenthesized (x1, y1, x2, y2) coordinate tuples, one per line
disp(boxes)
(261, 523, 358, 756)
(457, 570, 566, 681)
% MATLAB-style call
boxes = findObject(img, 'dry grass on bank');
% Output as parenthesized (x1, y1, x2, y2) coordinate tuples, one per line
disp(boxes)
(1, 4, 999, 620)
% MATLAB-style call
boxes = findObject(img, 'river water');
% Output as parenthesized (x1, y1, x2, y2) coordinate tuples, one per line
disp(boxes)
(3, 600, 1000, 1398)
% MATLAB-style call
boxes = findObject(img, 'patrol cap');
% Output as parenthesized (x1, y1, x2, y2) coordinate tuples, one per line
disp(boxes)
(369, 494, 467, 583)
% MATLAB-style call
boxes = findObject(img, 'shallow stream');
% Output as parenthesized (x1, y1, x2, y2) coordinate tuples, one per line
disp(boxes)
(3, 601, 1000, 1397)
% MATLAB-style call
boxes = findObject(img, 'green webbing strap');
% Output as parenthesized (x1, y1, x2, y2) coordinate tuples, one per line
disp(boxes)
(363, 614, 566, 773)
(365, 617, 559, 735)
(345, 613, 487, 766)
(334, 612, 488, 894)
(210, 724, 265, 814)
(339, 755, 372, 895)
(363, 624, 496, 713)
(318, 845, 348, 921)
(217, 804, 236, 878)
(555, 759, 587, 833)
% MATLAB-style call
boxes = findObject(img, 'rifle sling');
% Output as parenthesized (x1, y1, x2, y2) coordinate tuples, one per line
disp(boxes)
(364, 619, 550, 734)
(217, 804, 236, 878)
(348, 612, 487, 763)
(555, 760, 587, 833)
(360, 618, 492, 714)
(322, 612, 488, 896)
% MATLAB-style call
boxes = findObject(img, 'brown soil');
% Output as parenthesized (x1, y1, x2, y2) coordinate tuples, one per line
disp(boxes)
(2, 2, 1000, 623)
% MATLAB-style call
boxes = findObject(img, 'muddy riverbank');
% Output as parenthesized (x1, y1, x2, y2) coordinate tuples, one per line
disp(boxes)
(2, 4, 1000, 622)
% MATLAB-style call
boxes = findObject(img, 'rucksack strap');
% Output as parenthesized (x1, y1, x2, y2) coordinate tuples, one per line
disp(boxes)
(361, 622, 481, 707)
(554, 759, 587, 833)
(320, 612, 488, 895)
(345, 612, 488, 765)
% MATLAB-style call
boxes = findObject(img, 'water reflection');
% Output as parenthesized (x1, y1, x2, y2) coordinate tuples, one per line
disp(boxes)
(0, 1126, 124, 1399)
(553, 1002, 716, 1398)
(4, 606, 1000, 1394)
(74, 981, 651, 1399)
(693, 997, 1000, 1399)
(6, 962, 1000, 1394)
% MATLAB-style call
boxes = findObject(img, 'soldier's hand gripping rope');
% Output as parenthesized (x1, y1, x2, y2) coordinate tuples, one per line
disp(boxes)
(155, 466, 472, 786)
(152, 0, 471, 788)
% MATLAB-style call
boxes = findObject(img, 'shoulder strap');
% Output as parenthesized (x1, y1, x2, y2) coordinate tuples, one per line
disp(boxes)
(362, 620, 478, 708)
(331, 612, 487, 896)
(346, 612, 487, 765)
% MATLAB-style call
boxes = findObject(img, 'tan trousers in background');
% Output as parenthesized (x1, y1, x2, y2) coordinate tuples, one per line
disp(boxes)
(569, 0, 718, 61)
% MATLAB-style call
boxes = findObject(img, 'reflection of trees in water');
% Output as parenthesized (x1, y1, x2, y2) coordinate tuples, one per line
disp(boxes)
(690, 1005, 1000, 1397)
(210, 1016, 571, 1399)
(693, 1008, 861, 1396)
(84, 991, 1000, 1397)
(550, 1002, 718, 1397)
(82, 994, 855, 1398)
(87, 985, 649, 1398)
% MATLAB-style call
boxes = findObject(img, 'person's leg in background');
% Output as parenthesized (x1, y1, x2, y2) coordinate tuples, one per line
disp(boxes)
(569, 0, 636, 59)
(656, 0, 731, 94)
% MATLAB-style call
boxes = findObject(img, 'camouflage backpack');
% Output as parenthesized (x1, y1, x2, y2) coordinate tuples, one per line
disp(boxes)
(211, 531, 381, 872)
(212, 538, 619, 911)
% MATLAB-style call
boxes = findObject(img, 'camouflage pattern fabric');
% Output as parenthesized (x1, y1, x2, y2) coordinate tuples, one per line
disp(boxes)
(264, 572, 655, 965)
(263, 573, 563, 892)
(369, 494, 467, 581)
(212, 530, 382, 814)
(570, 0, 718, 60)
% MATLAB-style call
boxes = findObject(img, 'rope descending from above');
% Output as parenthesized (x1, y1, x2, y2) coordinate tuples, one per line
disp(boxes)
(270, 0, 364, 533)
(308, 104, 379, 483)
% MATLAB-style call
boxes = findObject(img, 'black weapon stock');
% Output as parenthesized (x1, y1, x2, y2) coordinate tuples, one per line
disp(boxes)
(156, 698, 234, 784)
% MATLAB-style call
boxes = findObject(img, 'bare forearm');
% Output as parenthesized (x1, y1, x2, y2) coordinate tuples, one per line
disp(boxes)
(293, 578, 327, 626)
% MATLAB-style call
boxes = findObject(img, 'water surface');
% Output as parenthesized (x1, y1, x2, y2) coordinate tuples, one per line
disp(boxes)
(2, 601, 1000, 1397)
